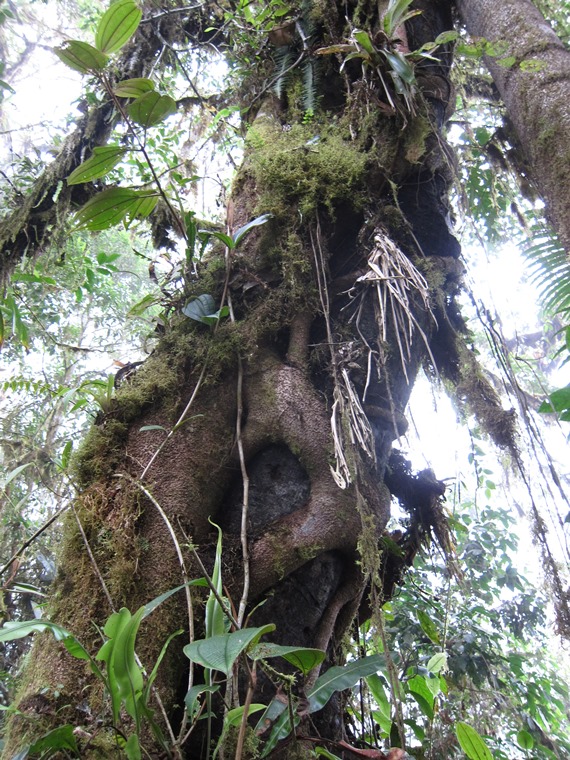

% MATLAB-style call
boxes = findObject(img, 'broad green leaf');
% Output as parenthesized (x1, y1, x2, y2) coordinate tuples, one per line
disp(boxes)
(417, 609, 441, 645)
(54, 41, 109, 74)
(225, 703, 267, 726)
(114, 77, 155, 98)
(73, 188, 157, 230)
(407, 675, 436, 719)
(248, 642, 325, 675)
(232, 213, 272, 246)
(427, 652, 448, 674)
(29, 725, 78, 754)
(384, 50, 415, 84)
(456, 722, 494, 760)
(124, 732, 142, 760)
(110, 607, 145, 722)
(182, 294, 217, 324)
(183, 625, 275, 676)
(539, 386, 570, 414)
(67, 146, 127, 185)
(95, 0, 142, 54)
(127, 92, 177, 127)
(353, 29, 375, 55)
(307, 653, 385, 712)
(124, 193, 159, 224)
(516, 729, 534, 750)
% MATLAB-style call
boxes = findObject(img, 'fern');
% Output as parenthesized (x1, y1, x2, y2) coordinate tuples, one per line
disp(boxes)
(301, 59, 318, 113)
(523, 223, 570, 318)
(273, 46, 295, 101)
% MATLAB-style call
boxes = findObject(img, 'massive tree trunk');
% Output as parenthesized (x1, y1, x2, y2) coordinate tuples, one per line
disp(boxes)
(3, 1, 512, 757)
(457, 0, 570, 255)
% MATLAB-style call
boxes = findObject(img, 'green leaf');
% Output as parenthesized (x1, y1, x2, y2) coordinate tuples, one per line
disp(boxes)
(127, 91, 177, 127)
(2, 461, 33, 489)
(185, 683, 220, 718)
(248, 643, 325, 675)
(123, 732, 142, 760)
(67, 146, 127, 185)
(308, 653, 385, 712)
(73, 188, 158, 230)
(95, 0, 142, 54)
(29, 725, 78, 754)
(456, 722, 494, 760)
(0, 619, 70, 643)
(225, 703, 267, 727)
(205, 519, 226, 638)
(407, 675, 437, 719)
(516, 729, 534, 750)
(232, 213, 272, 246)
(427, 652, 448, 674)
(417, 609, 441, 645)
(114, 77, 155, 98)
(142, 583, 191, 619)
(182, 294, 218, 325)
(434, 30, 459, 45)
(353, 29, 375, 55)
(542, 386, 570, 413)
(54, 40, 109, 74)
(183, 625, 276, 676)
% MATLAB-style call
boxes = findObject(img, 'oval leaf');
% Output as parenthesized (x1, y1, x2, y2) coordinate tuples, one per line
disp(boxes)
(183, 624, 275, 676)
(307, 653, 385, 713)
(127, 91, 177, 127)
(54, 40, 109, 74)
(427, 652, 448, 674)
(73, 187, 157, 230)
(67, 146, 127, 185)
(182, 294, 217, 323)
(516, 730, 534, 750)
(114, 77, 155, 98)
(95, 0, 142, 55)
(456, 722, 493, 760)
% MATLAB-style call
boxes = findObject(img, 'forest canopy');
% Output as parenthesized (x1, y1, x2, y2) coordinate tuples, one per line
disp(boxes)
(0, 0, 569, 759)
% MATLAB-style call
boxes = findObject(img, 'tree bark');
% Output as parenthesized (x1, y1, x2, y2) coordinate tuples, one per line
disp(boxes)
(3, 2, 469, 757)
(456, 0, 570, 255)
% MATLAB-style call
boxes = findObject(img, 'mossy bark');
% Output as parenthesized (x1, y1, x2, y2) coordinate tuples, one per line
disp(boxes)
(3, 2, 468, 757)
(457, 0, 570, 255)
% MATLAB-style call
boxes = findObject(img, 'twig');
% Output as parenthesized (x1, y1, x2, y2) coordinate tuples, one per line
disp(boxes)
(72, 505, 115, 612)
(0, 504, 68, 578)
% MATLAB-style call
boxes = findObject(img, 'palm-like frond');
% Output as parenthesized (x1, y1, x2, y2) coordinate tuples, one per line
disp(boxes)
(523, 223, 570, 317)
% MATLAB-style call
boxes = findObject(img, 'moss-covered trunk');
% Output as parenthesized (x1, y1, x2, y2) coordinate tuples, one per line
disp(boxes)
(3, 2, 466, 757)
(457, 0, 570, 255)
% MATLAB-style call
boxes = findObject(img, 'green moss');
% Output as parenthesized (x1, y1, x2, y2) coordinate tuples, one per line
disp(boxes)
(245, 121, 368, 221)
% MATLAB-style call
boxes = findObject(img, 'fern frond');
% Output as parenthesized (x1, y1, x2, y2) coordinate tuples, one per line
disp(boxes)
(301, 59, 320, 113)
(273, 46, 295, 100)
(523, 224, 570, 317)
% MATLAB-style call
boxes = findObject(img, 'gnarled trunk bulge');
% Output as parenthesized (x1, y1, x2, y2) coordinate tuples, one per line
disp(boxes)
(3, 1, 479, 757)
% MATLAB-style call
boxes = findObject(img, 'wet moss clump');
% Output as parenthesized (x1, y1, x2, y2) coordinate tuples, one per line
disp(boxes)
(245, 120, 368, 221)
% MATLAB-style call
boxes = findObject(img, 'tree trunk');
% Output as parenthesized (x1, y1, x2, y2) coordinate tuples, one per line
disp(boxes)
(456, 0, 570, 255)
(3, 2, 468, 757)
